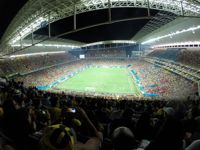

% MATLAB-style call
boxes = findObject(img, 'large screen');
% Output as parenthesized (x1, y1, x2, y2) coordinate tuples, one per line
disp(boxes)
(79, 54, 85, 59)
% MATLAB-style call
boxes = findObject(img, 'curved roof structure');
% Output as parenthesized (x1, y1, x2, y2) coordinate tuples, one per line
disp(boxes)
(138, 17, 200, 45)
(1, 0, 200, 54)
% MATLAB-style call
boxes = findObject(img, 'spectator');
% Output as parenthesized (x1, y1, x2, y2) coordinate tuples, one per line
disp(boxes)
(186, 139, 200, 150)
(146, 116, 184, 150)
(112, 126, 138, 150)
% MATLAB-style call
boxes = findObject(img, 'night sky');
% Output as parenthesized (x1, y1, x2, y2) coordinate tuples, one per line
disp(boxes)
(0, 0, 158, 43)
(0, 0, 28, 40)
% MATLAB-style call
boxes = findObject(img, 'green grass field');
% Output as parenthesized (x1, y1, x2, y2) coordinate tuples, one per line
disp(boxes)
(55, 67, 141, 95)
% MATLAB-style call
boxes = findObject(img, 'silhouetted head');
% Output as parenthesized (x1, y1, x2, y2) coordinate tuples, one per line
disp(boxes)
(112, 126, 137, 150)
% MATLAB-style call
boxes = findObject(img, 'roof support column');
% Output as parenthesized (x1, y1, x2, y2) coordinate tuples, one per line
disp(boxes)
(74, 1, 77, 30)
(48, 13, 51, 38)
(108, 0, 112, 23)
(147, 0, 151, 17)
(31, 26, 34, 45)
(6, 47, 9, 55)
(20, 36, 23, 49)
(180, 1, 184, 16)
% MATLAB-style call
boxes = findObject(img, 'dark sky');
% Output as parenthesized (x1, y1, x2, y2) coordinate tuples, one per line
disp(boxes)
(0, 0, 158, 43)
(0, 0, 28, 40)
(35, 8, 155, 43)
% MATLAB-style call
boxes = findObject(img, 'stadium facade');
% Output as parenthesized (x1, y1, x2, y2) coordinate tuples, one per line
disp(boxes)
(0, 0, 199, 98)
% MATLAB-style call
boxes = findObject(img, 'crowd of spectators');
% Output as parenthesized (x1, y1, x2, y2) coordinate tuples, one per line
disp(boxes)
(0, 49, 199, 150)
(15, 60, 86, 87)
(147, 48, 180, 61)
(85, 49, 126, 58)
(0, 52, 76, 76)
(177, 49, 200, 68)
(15, 59, 196, 100)
(0, 79, 200, 150)
(15, 59, 132, 87)
(148, 48, 200, 68)
(131, 60, 195, 100)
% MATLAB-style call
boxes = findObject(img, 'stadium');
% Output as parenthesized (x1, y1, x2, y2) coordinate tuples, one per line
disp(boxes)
(0, 0, 200, 150)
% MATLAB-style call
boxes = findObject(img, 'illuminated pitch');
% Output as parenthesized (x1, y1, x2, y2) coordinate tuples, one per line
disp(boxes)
(55, 67, 141, 95)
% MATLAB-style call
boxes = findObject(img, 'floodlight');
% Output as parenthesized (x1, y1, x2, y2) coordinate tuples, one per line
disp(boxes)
(9, 17, 47, 45)
(9, 51, 66, 58)
(142, 25, 200, 44)
(152, 41, 200, 48)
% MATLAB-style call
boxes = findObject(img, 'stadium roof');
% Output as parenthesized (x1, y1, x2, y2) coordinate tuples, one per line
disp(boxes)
(0, 0, 200, 55)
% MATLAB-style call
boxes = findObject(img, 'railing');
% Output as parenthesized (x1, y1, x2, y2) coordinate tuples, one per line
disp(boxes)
(144, 57, 200, 83)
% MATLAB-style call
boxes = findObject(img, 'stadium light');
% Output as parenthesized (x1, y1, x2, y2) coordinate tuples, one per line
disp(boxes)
(83, 0, 200, 14)
(111, 40, 136, 44)
(35, 43, 80, 48)
(82, 40, 136, 47)
(9, 51, 66, 58)
(12, 44, 32, 47)
(11, 43, 80, 49)
(9, 17, 47, 45)
(4, 0, 200, 49)
(142, 25, 200, 44)
(151, 41, 200, 48)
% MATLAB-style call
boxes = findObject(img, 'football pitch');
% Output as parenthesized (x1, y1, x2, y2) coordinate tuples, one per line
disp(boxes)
(55, 67, 141, 95)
